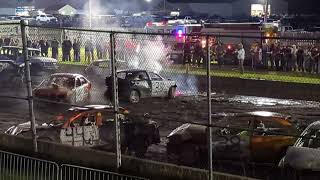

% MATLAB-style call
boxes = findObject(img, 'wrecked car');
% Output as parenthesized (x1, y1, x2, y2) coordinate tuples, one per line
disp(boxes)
(33, 73, 91, 104)
(167, 111, 299, 166)
(0, 59, 25, 89)
(5, 105, 160, 157)
(1, 46, 58, 74)
(279, 121, 320, 172)
(105, 69, 177, 103)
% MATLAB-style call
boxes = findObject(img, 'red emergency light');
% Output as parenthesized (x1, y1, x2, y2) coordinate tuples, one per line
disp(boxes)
(227, 45, 232, 50)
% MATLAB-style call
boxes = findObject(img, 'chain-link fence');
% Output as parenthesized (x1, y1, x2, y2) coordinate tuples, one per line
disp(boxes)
(0, 21, 320, 180)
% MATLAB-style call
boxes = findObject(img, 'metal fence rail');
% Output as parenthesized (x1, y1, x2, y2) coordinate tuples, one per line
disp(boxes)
(0, 150, 149, 180)
(60, 164, 149, 180)
(0, 150, 59, 180)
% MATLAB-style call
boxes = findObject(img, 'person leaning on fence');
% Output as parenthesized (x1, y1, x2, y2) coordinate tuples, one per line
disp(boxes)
(51, 38, 59, 59)
(236, 43, 245, 74)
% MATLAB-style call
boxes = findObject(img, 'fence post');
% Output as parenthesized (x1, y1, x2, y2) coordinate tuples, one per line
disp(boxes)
(206, 35, 213, 180)
(110, 32, 121, 170)
(20, 20, 38, 153)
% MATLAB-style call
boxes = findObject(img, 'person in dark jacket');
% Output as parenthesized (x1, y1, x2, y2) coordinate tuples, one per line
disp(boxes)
(73, 38, 81, 62)
(62, 37, 72, 61)
(51, 38, 59, 59)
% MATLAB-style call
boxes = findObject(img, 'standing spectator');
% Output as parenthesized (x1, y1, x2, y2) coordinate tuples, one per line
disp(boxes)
(85, 38, 93, 63)
(236, 43, 245, 74)
(216, 42, 225, 69)
(269, 43, 275, 69)
(291, 45, 298, 71)
(262, 42, 269, 69)
(0, 37, 3, 47)
(307, 46, 318, 74)
(296, 46, 305, 72)
(39, 38, 46, 56)
(90, 38, 94, 61)
(73, 38, 80, 62)
(183, 41, 192, 65)
(51, 38, 59, 59)
(62, 37, 72, 61)
(193, 41, 203, 67)
(96, 40, 103, 59)
(43, 40, 50, 57)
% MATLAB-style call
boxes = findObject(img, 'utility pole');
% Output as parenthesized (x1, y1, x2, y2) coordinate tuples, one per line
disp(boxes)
(164, 0, 166, 15)
(89, 0, 92, 28)
(264, 0, 269, 23)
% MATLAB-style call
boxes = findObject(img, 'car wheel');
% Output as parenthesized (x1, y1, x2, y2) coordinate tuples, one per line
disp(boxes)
(168, 86, 176, 99)
(129, 90, 140, 103)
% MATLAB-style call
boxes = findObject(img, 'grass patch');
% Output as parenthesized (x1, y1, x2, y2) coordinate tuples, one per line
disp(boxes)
(50, 48, 320, 84)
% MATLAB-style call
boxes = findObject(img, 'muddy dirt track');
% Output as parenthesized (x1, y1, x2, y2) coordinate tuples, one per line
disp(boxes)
(1, 88, 320, 179)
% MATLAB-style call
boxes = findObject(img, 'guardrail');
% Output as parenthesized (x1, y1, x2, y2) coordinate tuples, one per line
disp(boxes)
(0, 150, 148, 180)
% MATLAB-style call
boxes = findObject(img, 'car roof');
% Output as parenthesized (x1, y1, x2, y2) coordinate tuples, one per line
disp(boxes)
(68, 105, 127, 113)
(214, 111, 289, 119)
(51, 73, 84, 78)
(307, 121, 320, 130)
(118, 69, 156, 74)
(1, 46, 40, 51)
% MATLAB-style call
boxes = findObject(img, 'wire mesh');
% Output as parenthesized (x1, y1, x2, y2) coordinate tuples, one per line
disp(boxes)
(1, 23, 320, 180)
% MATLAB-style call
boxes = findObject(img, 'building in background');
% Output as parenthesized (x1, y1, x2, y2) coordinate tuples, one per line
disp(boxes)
(166, 0, 288, 17)
(45, 4, 77, 16)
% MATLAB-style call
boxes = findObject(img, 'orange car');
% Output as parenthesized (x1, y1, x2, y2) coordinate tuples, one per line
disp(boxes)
(6, 105, 160, 157)
(167, 111, 299, 166)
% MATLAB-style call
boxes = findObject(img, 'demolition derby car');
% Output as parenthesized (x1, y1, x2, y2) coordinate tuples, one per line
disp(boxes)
(105, 69, 177, 103)
(5, 105, 160, 157)
(279, 121, 320, 172)
(33, 73, 91, 104)
(1, 46, 58, 74)
(167, 111, 299, 166)
(0, 59, 25, 89)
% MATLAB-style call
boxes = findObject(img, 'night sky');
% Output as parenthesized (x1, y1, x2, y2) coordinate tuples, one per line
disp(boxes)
(167, 0, 320, 14)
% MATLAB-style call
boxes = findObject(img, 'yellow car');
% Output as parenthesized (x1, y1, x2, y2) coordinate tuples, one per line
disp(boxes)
(167, 111, 299, 166)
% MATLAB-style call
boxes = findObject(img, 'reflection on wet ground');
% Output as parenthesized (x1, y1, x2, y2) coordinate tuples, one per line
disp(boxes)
(217, 94, 320, 108)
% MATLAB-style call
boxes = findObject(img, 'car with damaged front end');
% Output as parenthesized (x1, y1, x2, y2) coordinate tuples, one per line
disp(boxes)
(5, 105, 160, 157)
(167, 111, 299, 166)
(33, 73, 92, 104)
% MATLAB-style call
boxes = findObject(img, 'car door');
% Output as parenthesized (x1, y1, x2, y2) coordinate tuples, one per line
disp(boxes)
(74, 77, 83, 102)
(284, 128, 320, 171)
(60, 112, 100, 147)
(149, 72, 165, 97)
(80, 77, 91, 98)
(250, 117, 296, 163)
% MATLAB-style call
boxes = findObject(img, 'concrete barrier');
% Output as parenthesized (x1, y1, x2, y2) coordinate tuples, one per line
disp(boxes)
(0, 133, 256, 180)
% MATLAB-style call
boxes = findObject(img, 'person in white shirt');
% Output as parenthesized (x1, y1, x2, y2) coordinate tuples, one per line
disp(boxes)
(237, 43, 245, 74)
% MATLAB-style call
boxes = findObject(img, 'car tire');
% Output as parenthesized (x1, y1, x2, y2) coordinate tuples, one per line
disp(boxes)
(129, 90, 140, 103)
(168, 86, 176, 99)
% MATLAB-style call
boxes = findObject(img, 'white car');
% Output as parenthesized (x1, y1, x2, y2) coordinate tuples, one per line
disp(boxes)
(279, 121, 320, 172)
(35, 14, 57, 23)
(33, 73, 92, 104)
